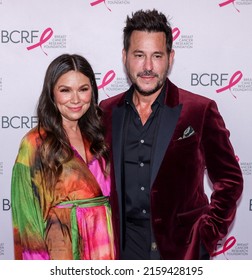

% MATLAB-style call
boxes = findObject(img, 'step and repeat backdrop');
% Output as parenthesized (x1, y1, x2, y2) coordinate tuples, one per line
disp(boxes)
(0, 0, 251, 260)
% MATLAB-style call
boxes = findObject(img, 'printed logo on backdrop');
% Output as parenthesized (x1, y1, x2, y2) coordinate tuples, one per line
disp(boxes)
(1, 115, 38, 129)
(2, 199, 10, 211)
(0, 161, 3, 175)
(226, 240, 249, 258)
(0, 243, 4, 257)
(0, 28, 66, 55)
(172, 27, 194, 49)
(0, 162, 11, 213)
(0, 77, 2, 92)
(90, 0, 130, 11)
(0, 161, 11, 212)
(213, 236, 249, 259)
(212, 236, 236, 259)
(95, 70, 129, 98)
(191, 70, 252, 98)
(237, 0, 252, 5)
(237, 155, 252, 203)
(27, 28, 67, 55)
(240, 161, 252, 176)
(219, 0, 252, 12)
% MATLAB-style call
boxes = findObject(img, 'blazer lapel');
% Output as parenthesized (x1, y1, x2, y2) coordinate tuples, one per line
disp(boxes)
(150, 104, 182, 186)
(112, 105, 126, 250)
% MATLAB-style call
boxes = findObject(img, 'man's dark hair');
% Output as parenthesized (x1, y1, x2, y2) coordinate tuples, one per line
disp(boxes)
(123, 9, 173, 54)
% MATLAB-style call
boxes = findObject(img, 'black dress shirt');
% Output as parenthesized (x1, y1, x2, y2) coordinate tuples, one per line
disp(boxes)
(121, 85, 166, 260)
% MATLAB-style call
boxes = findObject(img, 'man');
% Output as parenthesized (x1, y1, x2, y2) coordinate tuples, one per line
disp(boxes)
(100, 9, 243, 260)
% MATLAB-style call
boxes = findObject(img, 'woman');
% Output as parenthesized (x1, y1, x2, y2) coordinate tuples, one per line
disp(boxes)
(11, 54, 115, 260)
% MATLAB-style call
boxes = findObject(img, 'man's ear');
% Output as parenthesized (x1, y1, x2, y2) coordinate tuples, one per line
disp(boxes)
(169, 49, 175, 67)
(122, 49, 126, 65)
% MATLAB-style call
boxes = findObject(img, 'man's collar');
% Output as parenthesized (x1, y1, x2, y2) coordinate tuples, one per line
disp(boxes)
(124, 80, 168, 107)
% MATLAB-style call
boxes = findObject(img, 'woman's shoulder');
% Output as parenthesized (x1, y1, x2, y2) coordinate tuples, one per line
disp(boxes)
(15, 127, 46, 165)
(21, 126, 44, 146)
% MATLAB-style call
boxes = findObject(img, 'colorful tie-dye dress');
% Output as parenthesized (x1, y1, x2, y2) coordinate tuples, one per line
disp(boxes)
(11, 127, 115, 260)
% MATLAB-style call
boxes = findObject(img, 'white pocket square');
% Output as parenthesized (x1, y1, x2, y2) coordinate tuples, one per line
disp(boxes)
(178, 126, 195, 140)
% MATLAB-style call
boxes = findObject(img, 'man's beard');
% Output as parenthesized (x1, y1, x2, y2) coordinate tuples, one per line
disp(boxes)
(134, 80, 164, 96)
(129, 69, 167, 96)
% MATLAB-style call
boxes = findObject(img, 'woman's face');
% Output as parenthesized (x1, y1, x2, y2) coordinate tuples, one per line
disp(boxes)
(53, 70, 92, 125)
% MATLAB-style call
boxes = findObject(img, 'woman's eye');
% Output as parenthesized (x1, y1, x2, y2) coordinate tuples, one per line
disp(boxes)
(60, 88, 69, 93)
(80, 87, 89, 92)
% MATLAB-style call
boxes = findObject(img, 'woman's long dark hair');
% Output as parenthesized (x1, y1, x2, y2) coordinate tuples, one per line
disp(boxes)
(36, 53, 109, 191)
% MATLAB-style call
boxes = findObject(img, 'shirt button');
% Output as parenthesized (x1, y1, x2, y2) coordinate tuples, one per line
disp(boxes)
(140, 139, 144, 144)
(140, 162, 144, 167)
(142, 209, 147, 214)
(151, 242, 158, 251)
(140, 186, 145, 191)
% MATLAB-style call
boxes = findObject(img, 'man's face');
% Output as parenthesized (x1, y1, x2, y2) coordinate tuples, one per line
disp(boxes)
(123, 30, 174, 96)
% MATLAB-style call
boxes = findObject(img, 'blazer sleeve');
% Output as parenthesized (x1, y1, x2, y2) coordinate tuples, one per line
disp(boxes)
(199, 99, 243, 255)
(11, 136, 49, 260)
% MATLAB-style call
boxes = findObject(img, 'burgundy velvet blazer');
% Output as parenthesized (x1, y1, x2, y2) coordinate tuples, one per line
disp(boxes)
(99, 78, 243, 260)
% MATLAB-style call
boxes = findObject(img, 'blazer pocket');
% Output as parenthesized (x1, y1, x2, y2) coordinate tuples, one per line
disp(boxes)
(172, 132, 198, 147)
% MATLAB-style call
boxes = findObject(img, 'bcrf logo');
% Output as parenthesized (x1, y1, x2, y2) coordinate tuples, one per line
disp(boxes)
(191, 71, 243, 98)
(0, 28, 53, 55)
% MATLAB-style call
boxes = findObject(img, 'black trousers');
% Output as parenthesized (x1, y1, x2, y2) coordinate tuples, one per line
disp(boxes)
(120, 218, 210, 260)
(121, 219, 161, 260)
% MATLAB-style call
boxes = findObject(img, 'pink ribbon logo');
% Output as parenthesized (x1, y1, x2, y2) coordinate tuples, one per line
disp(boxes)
(90, 0, 111, 11)
(219, 0, 240, 12)
(27, 27, 53, 56)
(216, 70, 243, 98)
(172, 27, 180, 41)
(98, 70, 116, 97)
(212, 236, 236, 259)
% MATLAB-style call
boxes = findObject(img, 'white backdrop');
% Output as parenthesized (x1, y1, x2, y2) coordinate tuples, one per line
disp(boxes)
(0, 0, 251, 260)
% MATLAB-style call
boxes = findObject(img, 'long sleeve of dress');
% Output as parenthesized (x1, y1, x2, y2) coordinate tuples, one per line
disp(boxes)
(11, 136, 49, 260)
